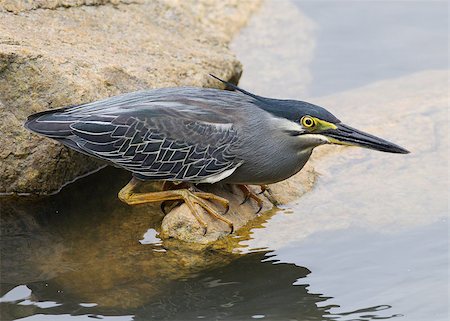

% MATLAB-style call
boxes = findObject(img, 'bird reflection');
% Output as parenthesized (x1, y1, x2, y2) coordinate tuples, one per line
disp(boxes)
(1, 167, 332, 320)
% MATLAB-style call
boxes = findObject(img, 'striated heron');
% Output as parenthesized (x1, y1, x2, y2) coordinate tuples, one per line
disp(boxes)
(25, 75, 409, 233)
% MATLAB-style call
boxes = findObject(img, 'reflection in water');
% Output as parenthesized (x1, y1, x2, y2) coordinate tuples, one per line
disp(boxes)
(1, 167, 397, 321)
(1, 168, 233, 305)
(1, 180, 278, 320)
(0, 168, 311, 320)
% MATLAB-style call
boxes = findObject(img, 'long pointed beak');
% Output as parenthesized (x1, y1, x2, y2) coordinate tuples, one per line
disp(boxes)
(324, 123, 410, 154)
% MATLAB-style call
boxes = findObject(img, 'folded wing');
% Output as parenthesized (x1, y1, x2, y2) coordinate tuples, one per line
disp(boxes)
(25, 88, 246, 183)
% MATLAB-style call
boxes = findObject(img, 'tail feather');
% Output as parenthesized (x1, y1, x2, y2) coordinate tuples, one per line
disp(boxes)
(24, 108, 78, 138)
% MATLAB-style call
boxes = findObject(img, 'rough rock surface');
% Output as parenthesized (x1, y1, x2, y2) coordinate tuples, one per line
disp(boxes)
(0, 0, 260, 194)
(159, 166, 318, 244)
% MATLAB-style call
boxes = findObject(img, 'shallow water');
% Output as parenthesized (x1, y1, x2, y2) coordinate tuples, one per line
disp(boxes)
(1, 1, 449, 321)
(296, 1, 449, 97)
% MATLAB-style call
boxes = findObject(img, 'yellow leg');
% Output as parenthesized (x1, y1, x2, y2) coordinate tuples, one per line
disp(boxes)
(259, 184, 270, 194)
(118, 178, 233, 234)
(237, 185, 264, 214)
(161, 181, 189, 191)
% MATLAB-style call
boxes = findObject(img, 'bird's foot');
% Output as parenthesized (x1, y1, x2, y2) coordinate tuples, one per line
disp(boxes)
(118, 179, 233, 235)
(258, 184, 270, 195)
(237, 185, 264, 214)
(160, 181, 189, 213)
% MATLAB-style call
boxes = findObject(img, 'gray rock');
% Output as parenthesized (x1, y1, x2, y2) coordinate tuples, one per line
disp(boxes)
(160, 168, 318, 244)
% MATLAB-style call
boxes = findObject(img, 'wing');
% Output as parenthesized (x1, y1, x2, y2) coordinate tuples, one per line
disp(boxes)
(25, 87, 263, 182)
(68, 113, 242, 182)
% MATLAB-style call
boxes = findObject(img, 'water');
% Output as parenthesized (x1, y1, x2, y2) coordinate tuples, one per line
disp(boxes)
(1, 1, 448, 320)
(297, 1, 449, 97)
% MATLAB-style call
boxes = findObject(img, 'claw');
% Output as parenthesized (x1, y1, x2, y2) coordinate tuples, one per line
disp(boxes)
(229, 223, 234, 234)
(237, 185, 265, 214)
(119, 179, 233, 235)
(258, 184, 269, 195)
(223, 203, 230, 215)
(240, 193, 250, 205)
(256, 202, 263, 214)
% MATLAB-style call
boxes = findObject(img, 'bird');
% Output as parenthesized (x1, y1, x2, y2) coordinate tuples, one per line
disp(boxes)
(25, 75, 409, 233)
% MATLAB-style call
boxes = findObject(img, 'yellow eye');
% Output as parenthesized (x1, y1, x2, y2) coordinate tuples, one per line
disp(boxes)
(301, 116, 316, 128)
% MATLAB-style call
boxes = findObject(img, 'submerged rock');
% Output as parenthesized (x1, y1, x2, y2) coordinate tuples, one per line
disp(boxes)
(0, 0, 260, 195)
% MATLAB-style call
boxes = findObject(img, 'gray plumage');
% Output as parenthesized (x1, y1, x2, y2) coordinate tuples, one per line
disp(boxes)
(25, 87, 315, 184)
(25, 78, 408, 186)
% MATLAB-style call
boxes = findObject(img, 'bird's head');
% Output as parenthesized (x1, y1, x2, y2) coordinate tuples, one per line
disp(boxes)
(272, 99, 409, 154)
(209, 74, 409, 154)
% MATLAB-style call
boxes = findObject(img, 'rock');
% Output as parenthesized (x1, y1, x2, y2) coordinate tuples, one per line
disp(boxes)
(159, 165, 319, 244)
(160, 184, 273, 244)
(0, 0, 261, 195)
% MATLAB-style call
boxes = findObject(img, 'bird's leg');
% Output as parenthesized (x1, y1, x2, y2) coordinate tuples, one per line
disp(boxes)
(161, 181, 174, 191)
(258, 184, 270, 195)
(161, 181, 190, 191)
(118, 178, 233, 234)
(237, 185, 264, 214)
(160, 181, 189, 214)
